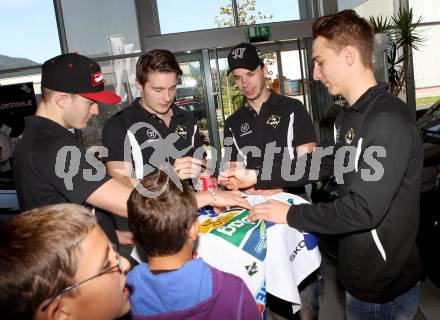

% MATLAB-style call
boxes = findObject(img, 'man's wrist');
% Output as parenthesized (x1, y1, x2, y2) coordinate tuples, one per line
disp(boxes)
(208, 189, 217, 207)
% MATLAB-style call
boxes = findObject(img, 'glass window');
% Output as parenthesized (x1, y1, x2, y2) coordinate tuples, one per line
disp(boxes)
(79, 57, 140, 148)
(280, 50, 305, 100)
(0, 0, 60, 67)
(237, 0, 300, 25)
(157, 0, 230, 33)
(409, 0, 440, 24)
(350, 0, 395, 20)
(211, 57, 240, 123)
(60, 0, 140, 58)
(418, 98, 440, 143)
(413, 25, 440, 109)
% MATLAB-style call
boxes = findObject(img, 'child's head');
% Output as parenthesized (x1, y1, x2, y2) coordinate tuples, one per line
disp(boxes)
(0, 203, 131, 320)
(127, 171, 198, 257)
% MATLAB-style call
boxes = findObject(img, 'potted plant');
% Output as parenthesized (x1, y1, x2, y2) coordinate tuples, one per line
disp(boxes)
(370, 8, 424, 97)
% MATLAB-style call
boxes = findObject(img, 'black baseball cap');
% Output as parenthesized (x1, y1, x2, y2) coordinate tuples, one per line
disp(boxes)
(227, 42, 264, 74)
(41, 53, 121, 104)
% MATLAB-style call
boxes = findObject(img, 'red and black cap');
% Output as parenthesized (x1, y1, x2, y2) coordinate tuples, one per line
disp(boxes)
(227, 42, 264, 74)
(41, 53, 121, 105)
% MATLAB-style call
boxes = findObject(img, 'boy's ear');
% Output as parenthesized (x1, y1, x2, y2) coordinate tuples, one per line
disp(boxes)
(188, 220, 199, 241)
(36, 299, 70, 320)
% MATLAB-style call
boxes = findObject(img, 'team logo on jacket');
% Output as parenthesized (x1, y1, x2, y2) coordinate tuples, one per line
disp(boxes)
(266, 115, 281, 128)
(344, 128, 355, 144)
(146, 128, 159, 139)
(175, 125, 187, 139)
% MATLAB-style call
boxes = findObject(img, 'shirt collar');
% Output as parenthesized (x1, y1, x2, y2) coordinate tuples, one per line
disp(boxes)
(134, 97, 183, 119)
(242, 90, 279, 112)
(351, 82, 388, 113)
(25, 115, 70, 133)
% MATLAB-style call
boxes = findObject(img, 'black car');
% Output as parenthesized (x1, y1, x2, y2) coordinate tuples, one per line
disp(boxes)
(417, 99, 440, 287)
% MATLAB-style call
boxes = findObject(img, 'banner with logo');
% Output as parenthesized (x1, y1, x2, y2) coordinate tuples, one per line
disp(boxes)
(196, 193, 321, 314)
(0, 82, 37, 190)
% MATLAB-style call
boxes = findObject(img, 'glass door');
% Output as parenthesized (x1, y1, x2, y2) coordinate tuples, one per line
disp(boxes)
(206, 39, 319, 154)
(175, 50, 221, 172)
(174, 38, 333, 172)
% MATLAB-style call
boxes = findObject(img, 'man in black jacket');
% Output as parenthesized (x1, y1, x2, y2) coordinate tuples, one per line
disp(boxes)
(225, 42, 318, 320)
(221, 10, 424, 319)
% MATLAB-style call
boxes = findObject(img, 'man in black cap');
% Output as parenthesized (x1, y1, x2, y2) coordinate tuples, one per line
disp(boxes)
(224, 43, 316, 196)
(13, 53, 134, 246)
(13, 53, 249, 238)
(223, 43, 318, 319)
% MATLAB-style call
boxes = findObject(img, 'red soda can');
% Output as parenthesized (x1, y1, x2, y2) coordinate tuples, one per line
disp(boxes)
(196, 173, 218, 192)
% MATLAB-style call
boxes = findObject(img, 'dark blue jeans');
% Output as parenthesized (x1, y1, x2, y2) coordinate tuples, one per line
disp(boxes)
(345, 283, 420, 320)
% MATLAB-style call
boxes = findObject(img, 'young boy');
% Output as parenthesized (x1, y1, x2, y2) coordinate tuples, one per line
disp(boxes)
(0, 203, 131, 320)
(126, 171, 261, 319)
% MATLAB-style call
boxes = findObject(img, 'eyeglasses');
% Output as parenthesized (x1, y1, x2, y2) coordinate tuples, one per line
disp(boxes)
(41, 251, 121, 311)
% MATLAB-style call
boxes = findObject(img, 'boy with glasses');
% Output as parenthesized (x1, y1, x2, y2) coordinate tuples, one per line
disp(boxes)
(0, 203, 131, 320)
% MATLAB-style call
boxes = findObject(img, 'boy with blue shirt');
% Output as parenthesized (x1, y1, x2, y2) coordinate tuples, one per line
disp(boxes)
(126, 171, 260, 319)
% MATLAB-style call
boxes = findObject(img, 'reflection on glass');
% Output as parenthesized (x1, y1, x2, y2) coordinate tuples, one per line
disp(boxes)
(210, 57, 239, 119)
(280, 50, 305, 103)
(236, 0, 300, 25)
(412, 25, 440, 106)
(60, 0, 140, 58)
(352, 0, 394, 20)
(79, 59, 137, 148)
(176, 60, 211, 148)
(158, 0, 301, 34)
(79, 57, 212, 152)
(1, 0, 60, 67)
(409, 0, 440, 23)
(157, 0, 229, 34)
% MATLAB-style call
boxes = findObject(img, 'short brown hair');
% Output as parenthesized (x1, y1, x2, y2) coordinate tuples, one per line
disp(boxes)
(136, 49, 183, 86)
(41, 87, 76, 103)
(127, 171, 198, 257)
(0, 204, 96, 319)
(312, 9, 374, 68)
(41, 87, 55, 103)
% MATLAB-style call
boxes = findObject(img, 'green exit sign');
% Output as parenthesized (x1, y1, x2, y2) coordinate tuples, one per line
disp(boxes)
(247, 25, 271, 42)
